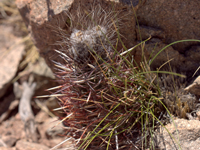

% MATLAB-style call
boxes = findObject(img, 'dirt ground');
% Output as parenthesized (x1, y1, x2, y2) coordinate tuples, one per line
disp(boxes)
(0, 109, 74, 150)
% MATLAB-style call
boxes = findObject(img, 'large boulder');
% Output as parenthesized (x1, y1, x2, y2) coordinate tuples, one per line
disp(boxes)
(137, 0, 200, 52)
(136, 0, 200, 75)
(0, 25, 24, 98)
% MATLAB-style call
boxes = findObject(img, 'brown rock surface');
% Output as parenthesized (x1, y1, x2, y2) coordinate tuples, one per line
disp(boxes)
(134, 38, 185, 70)
(137, 0, 200, 52)
(0, 136, 17, 148)
(42, 117, 64, 139)
(185, 75, 200, 96)
(0, 111, 74, 149)
(0, 118, 26, 141)
(135, 0, 200, 75)
(0, 148, 16, 150)
(0, 25, 25, 98)
(15, 140, 49, 150)
(134, 21, 200, 75)
(154, 118, 200, 150)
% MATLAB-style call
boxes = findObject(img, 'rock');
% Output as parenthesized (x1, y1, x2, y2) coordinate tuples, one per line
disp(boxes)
(135, 23, 200, 76)
(184, 46, 200, 74)
(136, 25, 164, 41)
(136, 0, 200, 52)
(0, 94, 15, 121)
(31, 57, 54, 79)
(0, 148, 16, 150)
(0, 100, 19, 124)
(35, 112, 75, 149)
(0, 118, 26, 141)
(185, 75, 200, 96)
(196, 110, 200, 120)
(15, 0, 136, 70)
(133, 38, 185, 70)
(38, 117, 64, 139)
(40, 138, 76, 150)
(154, 118, 200, 150)
(135, 0, 200, 75)
(119, 0, 139, 6)
(15, 0, 72, 70)
(0, 136, 17, 147)
(35, 111, 50, 124)
(0, 25, 25, 98)
(15, 140, 49, 150)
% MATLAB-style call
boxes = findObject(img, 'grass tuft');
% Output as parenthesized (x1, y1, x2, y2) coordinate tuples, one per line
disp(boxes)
(50, 39, 168, 149)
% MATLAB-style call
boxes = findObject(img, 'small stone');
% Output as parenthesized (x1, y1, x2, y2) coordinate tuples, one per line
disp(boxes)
(0, 25, 25, 98)
(154, 118, 200, 150)
(0, 147, 16, 150)
(196, 111, 200, 120)
(185, 75, 200, 96)
(1, 136, 17, 147)
(15, 140, 49, 150)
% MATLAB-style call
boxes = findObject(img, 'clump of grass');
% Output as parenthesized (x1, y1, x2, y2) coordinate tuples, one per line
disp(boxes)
(148, 39, 200, 120)
(49, 36, 200, 150)
(49, 44, 162, 149)
(158, 70, 196, 119)
(45, 28, 177, 149)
